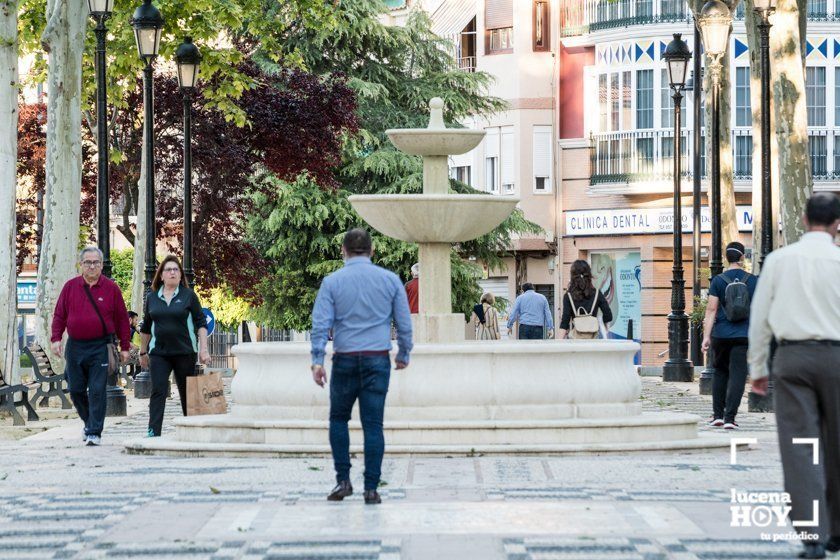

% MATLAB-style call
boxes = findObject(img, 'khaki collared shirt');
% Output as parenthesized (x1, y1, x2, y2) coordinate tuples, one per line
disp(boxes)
(748, 231, 840, 380)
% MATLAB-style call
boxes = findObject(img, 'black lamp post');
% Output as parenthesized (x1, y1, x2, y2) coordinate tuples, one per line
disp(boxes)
(749, 0, 777, 413)
(89, 0, 113, 280)
(131, 0, 164, 400)
(698, 0, 731, 394)
(175, 37, 201, 289)
(690, 18, 704, 370)
(662, 34, 694, 382)
(89, 0, 126, 417)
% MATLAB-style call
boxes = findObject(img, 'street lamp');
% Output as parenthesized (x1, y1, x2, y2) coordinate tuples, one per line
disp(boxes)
(698, 0, 731, 394)
(662, 33, 694, 382)
(690, 18, 704, 370)
(698, 0, 731, 280)
(131, 0, 163, 399)
(749, 0, 777, 413)
(88, 0, 126, 417)
(88, 0, 113, 280)
(175, 37, 201, 288)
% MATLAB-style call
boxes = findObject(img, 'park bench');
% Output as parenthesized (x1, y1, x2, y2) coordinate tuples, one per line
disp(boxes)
(0, 365, 39, 426)
(23, 344, 72, 410)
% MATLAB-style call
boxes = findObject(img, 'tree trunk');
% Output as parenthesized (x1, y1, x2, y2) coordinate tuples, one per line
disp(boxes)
(35, 0, 87, 372)
(0, 0, 19, 384)
(131, 129, 147, 314)
(773, 0, 811, 244)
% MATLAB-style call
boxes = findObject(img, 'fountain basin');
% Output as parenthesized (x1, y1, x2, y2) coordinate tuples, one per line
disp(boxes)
(349, 194, 519, 243)
(386, 128, 485, 156)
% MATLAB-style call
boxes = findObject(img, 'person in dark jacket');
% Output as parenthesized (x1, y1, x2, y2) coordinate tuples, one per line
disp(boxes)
(558, 260, 613, 339)
(139, 255, 210, 437)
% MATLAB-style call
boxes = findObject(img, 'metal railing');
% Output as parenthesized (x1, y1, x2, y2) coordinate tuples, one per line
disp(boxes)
(208, 328, 237, 370)
(560, 0, 838, 37)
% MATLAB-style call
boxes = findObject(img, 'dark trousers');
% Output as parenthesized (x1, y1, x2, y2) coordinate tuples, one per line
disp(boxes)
(148, 353, 196, 436)
(329, 354, 391, 491)
(65, 338, 108, 437)
(774, 343, 840, 543)
(711, 337, 749, 423)
(519, 324, 544, 340)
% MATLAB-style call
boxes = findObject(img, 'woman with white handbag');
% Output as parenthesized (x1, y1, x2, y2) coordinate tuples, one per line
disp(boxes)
(558, 260, 613, 339)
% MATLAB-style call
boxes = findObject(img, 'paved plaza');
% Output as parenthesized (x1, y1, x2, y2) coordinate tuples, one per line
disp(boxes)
(0, 379, 812, 559)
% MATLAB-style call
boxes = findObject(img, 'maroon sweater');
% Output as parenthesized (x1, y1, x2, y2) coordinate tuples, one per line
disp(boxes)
(51, 275, 131, 351)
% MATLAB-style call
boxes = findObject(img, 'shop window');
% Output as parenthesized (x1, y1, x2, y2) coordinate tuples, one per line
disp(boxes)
(533, 1, 549, 52)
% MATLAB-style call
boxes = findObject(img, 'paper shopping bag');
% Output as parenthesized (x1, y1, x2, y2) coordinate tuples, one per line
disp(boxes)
(186, 371, 227, 416)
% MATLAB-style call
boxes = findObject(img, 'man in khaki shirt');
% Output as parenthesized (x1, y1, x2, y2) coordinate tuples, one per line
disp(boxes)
(748, 193, 840, 559)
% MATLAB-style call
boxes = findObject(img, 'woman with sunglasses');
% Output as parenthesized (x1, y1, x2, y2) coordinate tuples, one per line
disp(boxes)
(139, 255, 211, 437)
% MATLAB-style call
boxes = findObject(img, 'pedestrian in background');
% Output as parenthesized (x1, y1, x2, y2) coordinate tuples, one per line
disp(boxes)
(472, 292, 500, 340)
(749, 193, 840, 560)
(311, 229, 413, 505)
(51, 247, 131, 446)
(558, 260, 612, 339)
(404, 263, 419, 314)
(702, 241, 757, 430)
(506, 283, 553, 339)
(139, 256, 210, 438)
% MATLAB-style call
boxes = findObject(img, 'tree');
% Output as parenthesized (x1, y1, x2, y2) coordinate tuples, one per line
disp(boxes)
(1, 0, 19, 383)
(35, 0, 87, 371)
(15, 103, 46, 270)
(249, 4, 540, 329)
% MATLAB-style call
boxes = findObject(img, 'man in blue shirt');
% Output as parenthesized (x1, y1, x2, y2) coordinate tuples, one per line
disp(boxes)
(701, 241, 758, 430)
(506, 283, 554, 339)
(311, 228, 413, 505)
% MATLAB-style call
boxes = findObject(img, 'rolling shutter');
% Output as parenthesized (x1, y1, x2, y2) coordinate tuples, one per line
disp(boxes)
(485, 0, 513, 29)
(501, 126, 515, 191)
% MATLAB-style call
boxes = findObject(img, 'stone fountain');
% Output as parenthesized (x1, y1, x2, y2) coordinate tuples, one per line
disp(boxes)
(126, 99, 728, 456)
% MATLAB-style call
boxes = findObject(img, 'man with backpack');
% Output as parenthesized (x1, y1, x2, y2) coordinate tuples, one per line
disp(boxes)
(701, 241, 758, 430)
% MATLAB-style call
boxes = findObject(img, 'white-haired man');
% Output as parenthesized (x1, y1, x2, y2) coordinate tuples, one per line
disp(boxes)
(404, 263, 419, 314)
(51, 247, 131, 446)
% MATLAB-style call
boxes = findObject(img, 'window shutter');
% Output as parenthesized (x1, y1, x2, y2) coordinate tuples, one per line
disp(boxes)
(485, 0, 513, 29)
(533, 126, 552, 183)
(484, 127, 500, 158)
(501, 127, 515, 187)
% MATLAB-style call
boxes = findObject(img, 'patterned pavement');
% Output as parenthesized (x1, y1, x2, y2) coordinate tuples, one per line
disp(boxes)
(0, 377, 813, 559)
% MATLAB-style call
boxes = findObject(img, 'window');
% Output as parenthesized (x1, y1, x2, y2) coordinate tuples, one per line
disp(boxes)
(734, 135, 753, 178)
(599, 74, 608, 132)
(810, 134, 827, 176)
(533, 125, 552, 192)
(449, 166, 471, 185)
(457, 18, 477, 72)
(501, 126, 515, 193)
(661, 0, 685, 18)
(636, 69, 654, 129)
(610, 73, 619, 131)
(806, 67, 826, 126)
(621, 71, 632, 130)
(834, 68, 840, 126)
(834, 135, 840, 176)
(637, 137, 654, 174)
(533, 1, 549, 52)
(484, 127, 500, 193)
(735, 67, 752, 126)
(486, 0, 513, 53)
(809, 0, 827, 18)
(637, 0, 653, 18)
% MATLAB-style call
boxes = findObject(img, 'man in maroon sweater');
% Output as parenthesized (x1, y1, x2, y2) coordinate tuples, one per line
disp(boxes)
(51, 247, 131, 446)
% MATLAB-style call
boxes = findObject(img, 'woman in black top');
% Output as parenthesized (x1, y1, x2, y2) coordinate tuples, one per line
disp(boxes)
(139, 255, 210, 437)
(558, 260, 613, 339)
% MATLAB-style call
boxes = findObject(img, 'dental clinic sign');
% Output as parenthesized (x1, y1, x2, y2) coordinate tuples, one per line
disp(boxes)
(565, 206, 754, 236)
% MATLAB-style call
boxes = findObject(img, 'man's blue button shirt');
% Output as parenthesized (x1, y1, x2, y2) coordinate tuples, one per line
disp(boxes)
(506, 290, 554, 330)
(311, 257, 413, 366)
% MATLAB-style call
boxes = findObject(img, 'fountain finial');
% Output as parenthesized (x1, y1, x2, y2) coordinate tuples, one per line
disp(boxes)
(427, 97, 445, 130)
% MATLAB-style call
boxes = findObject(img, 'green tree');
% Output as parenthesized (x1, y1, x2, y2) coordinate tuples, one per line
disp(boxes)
(249, 3, 540, 330)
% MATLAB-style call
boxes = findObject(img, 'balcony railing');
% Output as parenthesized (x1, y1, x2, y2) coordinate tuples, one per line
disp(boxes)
(561, 0, 840, 38)
(590, 128, 840, 185)
(458, 56, 476, 72)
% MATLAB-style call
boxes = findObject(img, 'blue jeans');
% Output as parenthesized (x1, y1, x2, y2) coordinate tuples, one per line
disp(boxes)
(519, 324, 544, 340)
(329, 354, 391, 491)
(65, 337, 109, 437)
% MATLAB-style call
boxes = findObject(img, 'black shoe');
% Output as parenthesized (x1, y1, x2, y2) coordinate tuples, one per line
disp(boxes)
(327, 480, 353, 501)
(363, 489, 381, 505)
(826, 536, 840, 553)
(798, 542, 826, 559)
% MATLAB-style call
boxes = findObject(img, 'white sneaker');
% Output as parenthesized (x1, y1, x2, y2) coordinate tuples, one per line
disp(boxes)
(85, 435, 101, 446)
(723, 422, 739, 430)
(709, 418, 724, 427)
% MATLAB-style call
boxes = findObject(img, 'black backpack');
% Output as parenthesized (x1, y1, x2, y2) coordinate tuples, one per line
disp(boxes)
(721, 272, 752, 322)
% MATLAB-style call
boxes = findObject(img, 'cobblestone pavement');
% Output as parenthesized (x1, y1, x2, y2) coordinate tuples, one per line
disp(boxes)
(0, 378, 812, 559)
